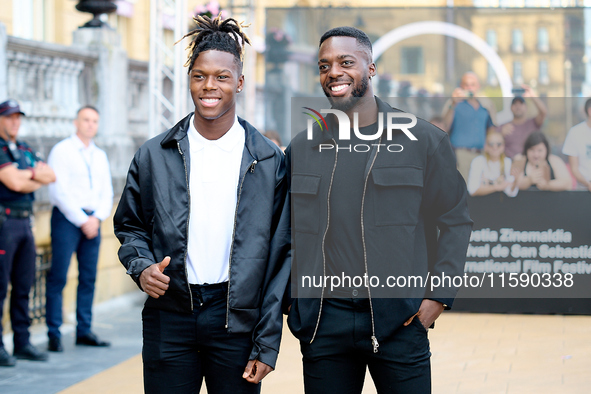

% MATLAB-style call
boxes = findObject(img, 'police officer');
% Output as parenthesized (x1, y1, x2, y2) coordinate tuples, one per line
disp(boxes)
(0, 99, 56, 366)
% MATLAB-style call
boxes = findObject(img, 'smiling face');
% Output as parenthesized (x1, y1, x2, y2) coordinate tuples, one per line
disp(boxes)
(189, 50, 244, 123)
(484, 132, 505, 160)
(318, 36, 375, 112)
(526, 142, 548, 165)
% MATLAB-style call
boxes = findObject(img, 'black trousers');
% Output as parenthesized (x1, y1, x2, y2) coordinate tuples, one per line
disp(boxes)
(0, 217, 36, 350)
(142, 283, 260, 394)
(300, 298, 431, 394)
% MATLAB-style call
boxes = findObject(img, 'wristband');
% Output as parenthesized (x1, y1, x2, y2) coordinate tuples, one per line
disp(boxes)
(30, 168, 35, 180)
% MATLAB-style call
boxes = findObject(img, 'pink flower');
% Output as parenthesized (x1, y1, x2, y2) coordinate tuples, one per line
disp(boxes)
(206, 1, 219, 15)
(193, 5, 205, 15)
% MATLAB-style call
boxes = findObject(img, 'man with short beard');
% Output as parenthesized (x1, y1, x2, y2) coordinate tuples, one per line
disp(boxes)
(286, 27, 472, 393)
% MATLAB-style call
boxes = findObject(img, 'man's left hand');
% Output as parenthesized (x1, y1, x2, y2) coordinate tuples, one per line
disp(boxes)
(243, 359, 273, 384)
(403, 299, 445, 330)
(81, 216, 100, 239)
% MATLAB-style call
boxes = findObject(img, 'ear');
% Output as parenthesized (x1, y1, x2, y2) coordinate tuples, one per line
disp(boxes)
(237, 74, 245, 93)
(368, 62, 377, 79)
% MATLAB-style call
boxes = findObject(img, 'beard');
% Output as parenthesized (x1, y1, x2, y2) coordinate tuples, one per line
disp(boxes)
(323, 73, 370, 113)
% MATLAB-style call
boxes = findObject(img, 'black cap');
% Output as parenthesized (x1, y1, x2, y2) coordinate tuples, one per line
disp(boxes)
(0, 99, 25, 117)
(511, 96, 525, 105)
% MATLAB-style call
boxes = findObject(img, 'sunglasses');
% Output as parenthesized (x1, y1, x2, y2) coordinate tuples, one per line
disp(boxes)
(487, 142, 504, 148)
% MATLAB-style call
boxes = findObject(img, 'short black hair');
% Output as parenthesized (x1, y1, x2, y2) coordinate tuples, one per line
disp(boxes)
(319, 26, 372, 55)
(77, 105, 99, 116)
(585, 98, 591, 117)
(178, 14, 251, 74)
(523, 131, 550, 160)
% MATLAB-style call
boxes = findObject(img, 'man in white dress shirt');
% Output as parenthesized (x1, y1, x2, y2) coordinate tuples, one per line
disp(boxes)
(45, 106, 113, 352)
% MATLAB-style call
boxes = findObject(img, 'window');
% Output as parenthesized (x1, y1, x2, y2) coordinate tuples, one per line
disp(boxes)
(513, 61, 523, 84)
(539, 60, 549, 85)
(538, 28, 549, 52)
(512, 29, 524, 53)
(400, 47, 424, 74)
(13, 0, 34, 39)
(486, 30, 497, 51)
(487, 64, 498, 86)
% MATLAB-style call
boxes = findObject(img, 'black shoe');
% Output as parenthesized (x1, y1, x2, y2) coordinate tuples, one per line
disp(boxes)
(13, 344, 48, 361)
(48, 337, 63, 352)
(0, 347, 16, 367)
(76, 332, 110, 347)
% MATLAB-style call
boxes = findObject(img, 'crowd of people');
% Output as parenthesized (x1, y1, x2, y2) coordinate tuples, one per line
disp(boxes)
(439, 72, 591, 197)
(0, 102, 112, 367)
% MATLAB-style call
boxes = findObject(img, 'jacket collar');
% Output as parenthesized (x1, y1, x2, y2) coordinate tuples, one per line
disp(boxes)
(160, 113, 276, 162)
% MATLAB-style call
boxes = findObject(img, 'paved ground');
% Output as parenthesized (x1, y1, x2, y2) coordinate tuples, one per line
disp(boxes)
(1, 293, 590, 393)
(0, 292, 144, 394)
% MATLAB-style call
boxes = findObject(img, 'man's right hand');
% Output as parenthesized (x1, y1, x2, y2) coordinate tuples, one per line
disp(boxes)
(451, 88, 466, 105)
(501, 123, 514, 136)
(139, 256, 171, 298)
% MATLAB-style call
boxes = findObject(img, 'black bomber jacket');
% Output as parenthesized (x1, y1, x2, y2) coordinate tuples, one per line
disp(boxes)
(286, 97, 473, 346)
(114, 114, 291, 368)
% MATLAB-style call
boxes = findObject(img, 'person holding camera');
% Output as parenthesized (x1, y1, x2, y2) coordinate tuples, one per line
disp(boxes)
(498, 84, 547, 159)
(443, 72, 497, 180)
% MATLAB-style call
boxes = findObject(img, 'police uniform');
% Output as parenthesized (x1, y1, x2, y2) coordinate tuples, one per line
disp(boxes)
(0, 99, 48, 365)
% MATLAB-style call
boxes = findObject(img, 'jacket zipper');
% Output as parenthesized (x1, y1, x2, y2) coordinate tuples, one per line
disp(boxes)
(310, 139, 338, 344)
(225, 159, 258, 329)
(361, 141, 380, 353)
(177, 141, 194, 311)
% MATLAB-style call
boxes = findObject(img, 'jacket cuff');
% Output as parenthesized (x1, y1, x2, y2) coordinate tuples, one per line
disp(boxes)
(126, 258, 154, 291)
(249, 342, 278, 370)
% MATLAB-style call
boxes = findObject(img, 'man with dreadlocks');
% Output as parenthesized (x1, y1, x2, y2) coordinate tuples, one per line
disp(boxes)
(114, 15, 290, 393)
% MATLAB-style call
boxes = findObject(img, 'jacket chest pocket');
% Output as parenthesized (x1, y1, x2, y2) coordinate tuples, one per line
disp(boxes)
(371, 166, 423, 226)
(291, 174, 321, 234)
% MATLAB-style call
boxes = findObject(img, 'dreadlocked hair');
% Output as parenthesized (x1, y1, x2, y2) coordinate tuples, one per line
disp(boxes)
(177, 13, 251, 74)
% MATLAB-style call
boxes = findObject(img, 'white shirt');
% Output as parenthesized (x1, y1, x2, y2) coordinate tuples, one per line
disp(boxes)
(562, 121, 591, 182)
(48, 134, 114, 226)
(186, 115, 245, 285)
(467, 155, 518, 197)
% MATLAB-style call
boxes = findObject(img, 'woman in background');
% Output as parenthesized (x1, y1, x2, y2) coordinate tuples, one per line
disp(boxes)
(467, 130, 518, 197)
(514, 131, 571, 191)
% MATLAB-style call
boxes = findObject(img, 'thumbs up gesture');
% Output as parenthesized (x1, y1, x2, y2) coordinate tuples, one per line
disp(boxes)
(139, 256, 171, 299)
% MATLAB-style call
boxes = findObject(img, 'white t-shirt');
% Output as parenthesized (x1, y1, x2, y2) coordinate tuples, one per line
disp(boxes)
(186, 115, 245, 285)
(562, 121, 591, 182)
(467, 155, 518, 197)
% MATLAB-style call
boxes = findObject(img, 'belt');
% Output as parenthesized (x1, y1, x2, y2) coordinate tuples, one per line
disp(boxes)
(189, 282, 229, 306)
(327, 286, 369, 298)
(83, 209, 95, 215)
(190, 281, 229, 292)
(2, 207, 32, 218)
